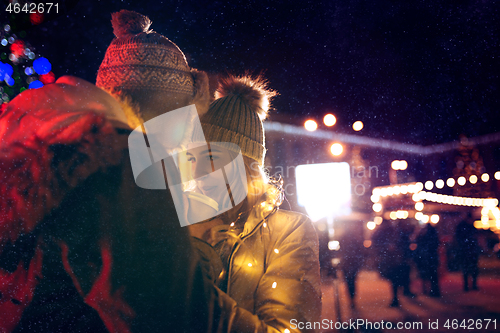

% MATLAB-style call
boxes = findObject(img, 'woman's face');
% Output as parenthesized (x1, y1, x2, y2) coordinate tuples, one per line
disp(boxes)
(186, 144, 235, 205)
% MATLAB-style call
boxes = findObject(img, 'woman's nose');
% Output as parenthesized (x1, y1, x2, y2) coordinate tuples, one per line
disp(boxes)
(193, 160, 211, 179)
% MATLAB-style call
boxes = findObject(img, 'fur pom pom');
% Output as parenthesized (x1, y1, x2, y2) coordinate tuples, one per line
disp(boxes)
(111, 10, 152, 38)
(215, 74, 277, 120)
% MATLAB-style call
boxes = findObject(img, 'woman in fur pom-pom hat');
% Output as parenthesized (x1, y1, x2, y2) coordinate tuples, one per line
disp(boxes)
(186, 74, 322, 332)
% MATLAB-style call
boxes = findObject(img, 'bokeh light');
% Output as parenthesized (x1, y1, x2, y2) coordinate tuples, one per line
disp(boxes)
(304, 119, 318, 131)
(33, 57, 51, 75)
(352, 121, 363, 131)
(323, 114, 336, 127)
(435, 179, 444, 189)
(28, 80, 43, 89)
(330, 143, 343, 156)
(425, 181, 433, 190)
(481, 173, 489, 182)
(457, 176, 466, 186)
(446, 178, 455, 187)
(469, 175, 478, 184)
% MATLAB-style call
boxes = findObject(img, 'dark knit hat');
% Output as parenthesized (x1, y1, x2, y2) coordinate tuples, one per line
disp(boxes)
(194, 75, 276, 166)
(96, 10, 194, 95)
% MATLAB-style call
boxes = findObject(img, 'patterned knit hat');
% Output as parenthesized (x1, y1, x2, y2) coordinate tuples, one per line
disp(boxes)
(195, 75, 276, 166)
(97, 10, 194, 95)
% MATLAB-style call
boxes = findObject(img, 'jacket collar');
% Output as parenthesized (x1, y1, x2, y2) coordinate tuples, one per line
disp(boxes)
(241, 184, 282, 237)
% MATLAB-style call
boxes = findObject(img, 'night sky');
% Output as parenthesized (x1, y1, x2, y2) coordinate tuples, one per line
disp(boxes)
(2, 0, 499, 145)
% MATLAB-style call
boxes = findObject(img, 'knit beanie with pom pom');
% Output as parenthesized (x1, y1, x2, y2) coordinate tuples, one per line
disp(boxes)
(96, 10, 209, 124)
(194, 74, 276, 166)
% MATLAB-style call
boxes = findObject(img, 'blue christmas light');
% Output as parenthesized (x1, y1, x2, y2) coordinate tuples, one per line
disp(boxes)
(6, 76, 15, 86)
(29, 80, 44, 89)
(24, 67, 34, 75)
(33, 57, 51, 75)
(0, 62, 13, 81)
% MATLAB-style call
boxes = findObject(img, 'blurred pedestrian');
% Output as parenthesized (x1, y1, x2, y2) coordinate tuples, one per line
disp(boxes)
(339, 223, 365, 308)
(415, 223, 441, 297)
(455, 211, 481, 291)
(372, 219, 415, 307)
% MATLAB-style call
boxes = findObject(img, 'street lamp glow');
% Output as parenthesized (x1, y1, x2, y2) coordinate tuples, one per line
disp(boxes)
(446, 178, 455, 187)
(324, 114, 336, 127)
(469, 175, 478, 184)
(330, 143, 343, 156)
(457, 176, 466, 186)
(352, 121, 363, 131)
(435, 179, 444, 189)
(425, 181, 433, 190)
(481, 173, 490, 182)
(391, 160, 407, 170)
(430, 214, 440, 224)
(304, 119, 318, 131)
(495, 171, 500, 180)
(367, 221, 376, 230)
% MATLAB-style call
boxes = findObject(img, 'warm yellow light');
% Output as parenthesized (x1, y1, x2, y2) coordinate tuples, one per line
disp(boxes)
(495, 171, 500, 180)
(363, 240, 372, 248)
(272, 282, 277, 289)
(328, 241, 340, 251)
(415, 202, 424, 211)
(393, 186, 401, 195)
(323, 114, 336, 127)
(457, 176, 466, 186)
(274, 249, 279, 254)
(425, 181, 434, 190)
(422, 215, 430, 223)
(415, 212, 423, 220)
(367, 221, 376, 230)
(374, 216, 383, 224)
(430, 214, 439, 224)
(371, 194, 380, 203)
(470, 175, 478, 184)
(390, 211, 397, 220)
(396, 210, 405, 219)
(415, 182, 424, 192)
(263, 222, 267, 228)
(352, 121, 363, 131)
(304, 119, 318, 131)
(330, 143, 343, 156)
(435, 179, 444, 189)
(391, 160, 408, 170)
(447, 178, 455, 187)
(372, 203, 382, 212)
(248, 263, 253, 267)
(285, 329, 290, 333)
(481, 173, 490, 182)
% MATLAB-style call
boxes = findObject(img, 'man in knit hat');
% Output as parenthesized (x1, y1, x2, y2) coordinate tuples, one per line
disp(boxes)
(0, 9, 214, 333)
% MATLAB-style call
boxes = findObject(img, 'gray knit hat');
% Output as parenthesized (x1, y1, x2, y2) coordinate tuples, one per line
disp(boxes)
(194, 75, 276, 166)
